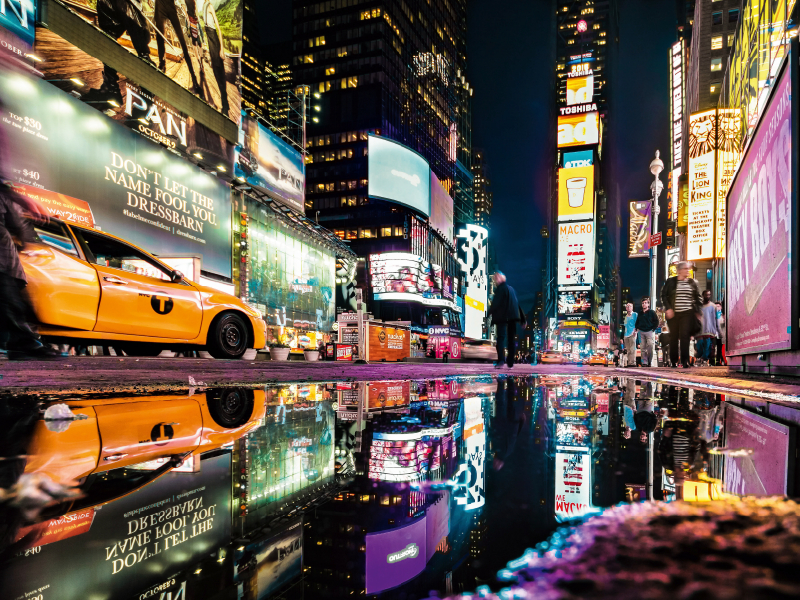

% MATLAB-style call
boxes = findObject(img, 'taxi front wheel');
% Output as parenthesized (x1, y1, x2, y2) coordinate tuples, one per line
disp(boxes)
(208, 312, 249, 359)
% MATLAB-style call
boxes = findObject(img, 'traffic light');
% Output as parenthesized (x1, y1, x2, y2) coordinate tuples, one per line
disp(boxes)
(665, 220, 677, 247)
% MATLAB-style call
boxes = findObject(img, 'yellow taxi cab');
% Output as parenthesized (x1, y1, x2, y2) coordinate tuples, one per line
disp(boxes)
(24, 388, 265, 517)
(585, 354, 608, 366)
(20, 218, 266, 358)
(541, 350, 565, 364)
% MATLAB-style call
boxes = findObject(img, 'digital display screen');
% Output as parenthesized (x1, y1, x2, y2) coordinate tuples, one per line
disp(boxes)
(557, 111, 599, 148)
(456, 225, 489, 339)
(368, 135, 431, 216)
(236, 115, 305, 213)
(558, 291, 592, 317)
(558, 165, 594, 221)
(430, 171, 454, 244)
(369, 252, 457, 309)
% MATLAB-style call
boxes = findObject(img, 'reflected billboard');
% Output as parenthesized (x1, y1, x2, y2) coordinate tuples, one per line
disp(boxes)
(3, 453, 232, 600)
(557, 111, 599, 148)
(0, 67, 233, 277)
(234, 518, 303, 600)
(430, 171, 454, 244)
(53, 0, 242, 123)
(365, 518, 427, 594)
(368, 135, 431, 216)
(723, 404, 792, 496)
(628, 201, 651, 258)
(558, 165, 594, 221)
(456, 225, 489, 338)
(558, 221, 594, 286)
(727, 66, 792, 356)
(236, 114, 305, 213)
(555, 451, 597, 522)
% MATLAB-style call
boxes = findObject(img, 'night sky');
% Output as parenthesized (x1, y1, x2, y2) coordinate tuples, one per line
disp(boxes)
(265, 0, 678, 308)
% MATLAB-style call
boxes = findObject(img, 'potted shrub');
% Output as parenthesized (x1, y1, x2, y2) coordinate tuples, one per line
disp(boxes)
(269, 342, 291, 361)
(303, 346, 320, 362)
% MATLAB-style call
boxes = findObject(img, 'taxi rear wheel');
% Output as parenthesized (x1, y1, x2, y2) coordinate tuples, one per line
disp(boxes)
(208, 388, 254, 428)
(208, 313, 249, 359)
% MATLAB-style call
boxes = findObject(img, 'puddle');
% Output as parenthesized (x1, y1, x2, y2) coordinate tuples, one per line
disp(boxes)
(0, 375, 793, 599)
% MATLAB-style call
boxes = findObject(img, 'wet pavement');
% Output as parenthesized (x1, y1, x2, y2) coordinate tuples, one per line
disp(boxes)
(1, 374, 798, 599)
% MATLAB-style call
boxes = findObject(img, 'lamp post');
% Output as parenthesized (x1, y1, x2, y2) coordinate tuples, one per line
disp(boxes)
(649, 151, 664, 309)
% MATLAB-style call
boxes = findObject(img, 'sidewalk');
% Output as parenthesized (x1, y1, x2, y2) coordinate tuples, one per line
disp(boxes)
(3, 357, 800, 401)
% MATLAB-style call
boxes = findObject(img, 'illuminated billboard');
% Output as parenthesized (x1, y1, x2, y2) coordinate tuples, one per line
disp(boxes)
(688, 110, 717, 260)
(715, 109, 741, 258)
(566, 74, 594, 106)
(563, 150, 593, 169)
(557, 111, 599, 148)
(628, 201, 651, 258)
(50, 0, 242, 123)
(369, 252, 458, 310)
(670, 41, 685, 170)
(0, 66, 232, 278)
(558, 221, 595, 286)
(727, 66, 792, 356)
(558, 165, 594, 221)
(368, 135, 431, 216)
(456, 225, 489, 339)
(0, 0, 35, 54)
(236, 114, 305, 213)
(558, 290, 592, 319)
(430, 171, 454, 244)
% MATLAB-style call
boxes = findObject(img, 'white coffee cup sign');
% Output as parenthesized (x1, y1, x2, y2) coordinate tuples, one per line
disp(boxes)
(566, 177, 587, 208)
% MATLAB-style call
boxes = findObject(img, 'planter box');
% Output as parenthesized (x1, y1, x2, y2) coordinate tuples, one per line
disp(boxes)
(270, 348, 291, 361)
(304, 350, 320, 362)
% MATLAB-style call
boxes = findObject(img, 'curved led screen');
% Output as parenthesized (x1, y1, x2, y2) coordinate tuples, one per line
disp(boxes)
(368, 135, 431, 217)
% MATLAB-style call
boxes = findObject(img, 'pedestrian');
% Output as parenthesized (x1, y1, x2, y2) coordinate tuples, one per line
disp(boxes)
(660, 261, 702, 368)
(635, 296, 659, 367)
(0, 184, 58, 359)
(689, 337, 696, 366)
(613, 347, 620, 367)
(487, 270, 526, 368)
(716, 302, 727, 366)
(695, 290, 719, 366)
(658, 325, 670, 366)
(623, 302, 637, 368)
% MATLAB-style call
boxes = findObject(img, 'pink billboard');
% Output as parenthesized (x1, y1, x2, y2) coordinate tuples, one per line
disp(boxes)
(723, 404, 792, 496)
(726, 65, 793, 356)
(430, 172, 454, 244)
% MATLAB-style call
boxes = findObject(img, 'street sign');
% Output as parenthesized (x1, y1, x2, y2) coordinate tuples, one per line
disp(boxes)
(650, 232, 662, 246)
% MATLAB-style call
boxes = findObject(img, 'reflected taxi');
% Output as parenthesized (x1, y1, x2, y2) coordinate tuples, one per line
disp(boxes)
(21, 218, 265, 358)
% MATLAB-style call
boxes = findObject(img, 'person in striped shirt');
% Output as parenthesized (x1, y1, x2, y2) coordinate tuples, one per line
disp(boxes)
(660, 262, 702, 368)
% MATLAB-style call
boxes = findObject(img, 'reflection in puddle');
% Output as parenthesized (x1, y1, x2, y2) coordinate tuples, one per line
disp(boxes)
(0, 376, 793, 599)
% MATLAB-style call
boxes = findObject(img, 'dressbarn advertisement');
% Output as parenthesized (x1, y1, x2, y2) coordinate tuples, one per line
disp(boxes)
(726, 65, 793, 356)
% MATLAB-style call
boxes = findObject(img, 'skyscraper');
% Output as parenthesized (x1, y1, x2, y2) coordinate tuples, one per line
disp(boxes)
(472, 150, 492, 230)
(292, 0, 472, 260)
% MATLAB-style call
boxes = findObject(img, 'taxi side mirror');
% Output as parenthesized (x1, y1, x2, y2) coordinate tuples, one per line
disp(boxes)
(171, 270, 184, 283)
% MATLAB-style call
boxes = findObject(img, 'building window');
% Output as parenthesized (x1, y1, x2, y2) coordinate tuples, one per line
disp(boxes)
(393, 226, 404, 236)
(380, 227, 392, 237)
(346, 230, 357, 240)
(729, 9, 739, 22)
(334, 229, 345, 239)
(711, 57, 722, 71)
(711, 36, 722, 50)
(712, 11, 722, 25)
(710, 85, 717, 93)
(359, 228, 377, 239)
(728, 33, 735, 47)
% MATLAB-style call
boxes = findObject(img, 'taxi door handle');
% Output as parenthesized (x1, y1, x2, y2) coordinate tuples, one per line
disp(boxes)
(103, 276, 128, 285)
(104, 453, 129, 462)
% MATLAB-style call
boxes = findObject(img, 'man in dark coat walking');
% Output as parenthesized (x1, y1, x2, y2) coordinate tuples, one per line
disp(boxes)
(487, 271, 526, 368)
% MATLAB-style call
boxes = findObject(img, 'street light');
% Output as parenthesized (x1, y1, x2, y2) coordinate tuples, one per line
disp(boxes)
(648, 150, 664, 309)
